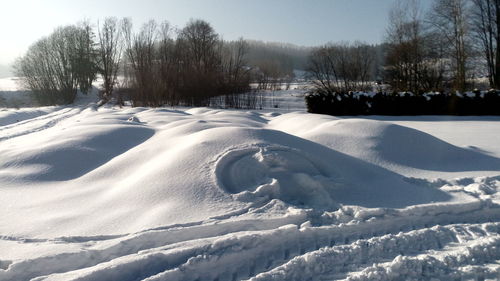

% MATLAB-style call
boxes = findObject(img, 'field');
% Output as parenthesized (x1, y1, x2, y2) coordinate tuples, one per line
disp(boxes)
(0, 79, 499, 280)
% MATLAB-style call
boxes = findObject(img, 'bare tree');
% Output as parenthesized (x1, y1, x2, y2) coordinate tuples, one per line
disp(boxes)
(427, 0, 470, 91)
(256, 60, 283, 90)
(177, 19, 221, 106)
(385, 0, 422, 93)
(221, 38, 251, 108)
(307, 46, 338, 94)
(350, 43, 375, 91)
(384, 0, 445, 93)
(97, 17, 124, 105)
(15, 24, 98, 105)
(157, 21, 177, 105)
(471, 0, 500, 88)
(123, 19, 159, 106)
(307, 42, 375, 94)
(73, 20, 99, 96)
(121, 18, 251, 107)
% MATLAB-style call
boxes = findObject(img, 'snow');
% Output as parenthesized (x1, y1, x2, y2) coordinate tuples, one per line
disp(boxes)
(0, 81, 500, 280)
(270, 114, 500, 179)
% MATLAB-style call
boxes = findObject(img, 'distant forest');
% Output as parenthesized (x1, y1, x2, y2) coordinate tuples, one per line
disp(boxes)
(244, 40, 311, 75)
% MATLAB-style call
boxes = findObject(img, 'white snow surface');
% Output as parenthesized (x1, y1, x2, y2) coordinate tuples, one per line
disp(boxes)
(1, 91, 500, 280)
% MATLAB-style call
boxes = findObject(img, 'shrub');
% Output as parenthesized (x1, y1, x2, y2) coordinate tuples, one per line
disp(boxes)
(305, 91, 500, 116)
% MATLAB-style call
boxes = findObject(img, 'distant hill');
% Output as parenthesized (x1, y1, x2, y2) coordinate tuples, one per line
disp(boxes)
(244, 40, 312, 74)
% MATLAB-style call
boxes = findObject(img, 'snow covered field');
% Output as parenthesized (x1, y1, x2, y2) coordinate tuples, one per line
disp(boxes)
(1, 81, 500, 280)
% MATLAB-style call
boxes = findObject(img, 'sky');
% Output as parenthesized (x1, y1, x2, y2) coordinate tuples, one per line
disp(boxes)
(0, 0, 432, 66)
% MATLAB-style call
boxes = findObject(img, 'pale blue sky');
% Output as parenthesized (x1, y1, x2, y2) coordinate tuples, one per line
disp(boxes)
(0, 0, 431, 65)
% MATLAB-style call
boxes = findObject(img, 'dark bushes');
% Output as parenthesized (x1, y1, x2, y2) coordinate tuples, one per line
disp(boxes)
(123, 19, 251, 107)
(305, 90, 500, 116)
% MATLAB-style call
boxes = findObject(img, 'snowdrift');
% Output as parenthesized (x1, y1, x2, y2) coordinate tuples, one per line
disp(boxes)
(0, 104, 499, 280)
(271, 113, 500, 177)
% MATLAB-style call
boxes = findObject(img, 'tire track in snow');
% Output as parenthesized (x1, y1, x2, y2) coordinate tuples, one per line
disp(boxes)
(0, 107, 71, 130)
(249, 224, 500, 281)
(343, 241, 500, 281)
(138, 210, 500, 281)
(117, 222, 500, 281)
(5, 200, 499, 281)
(0, 107, 83, 142)
(0, 201, 307, 281)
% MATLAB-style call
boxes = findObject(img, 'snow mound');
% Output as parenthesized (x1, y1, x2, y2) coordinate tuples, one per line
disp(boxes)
(328, 119, 500, 171)
(272, 115, 500, 177)
(1, 105, 499, 280)
(0, 125, 155, 181)
(211, 126, 453, 209)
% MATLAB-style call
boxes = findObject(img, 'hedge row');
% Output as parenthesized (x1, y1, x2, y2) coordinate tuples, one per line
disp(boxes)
(305, 91, 500, 116)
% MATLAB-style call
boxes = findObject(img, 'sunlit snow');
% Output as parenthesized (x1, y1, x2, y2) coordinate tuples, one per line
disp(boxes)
(1, 79, 499, 280)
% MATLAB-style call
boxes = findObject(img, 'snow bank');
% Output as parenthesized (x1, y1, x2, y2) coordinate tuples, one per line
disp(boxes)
(270, 113, 500, 178)
(0, 104, 499, 280)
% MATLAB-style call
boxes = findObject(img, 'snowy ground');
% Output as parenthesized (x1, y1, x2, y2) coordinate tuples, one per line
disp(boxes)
(0, 78, 33, 108)
(1, 80, 500, 280)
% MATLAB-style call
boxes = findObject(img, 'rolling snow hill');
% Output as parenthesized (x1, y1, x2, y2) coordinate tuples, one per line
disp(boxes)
(0, 87, 499, 280)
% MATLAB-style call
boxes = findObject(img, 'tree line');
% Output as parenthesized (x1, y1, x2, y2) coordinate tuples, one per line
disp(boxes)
(16, 0, 500, 108)
(308, 0, 500, 95)
(15, 18, 252, 107)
